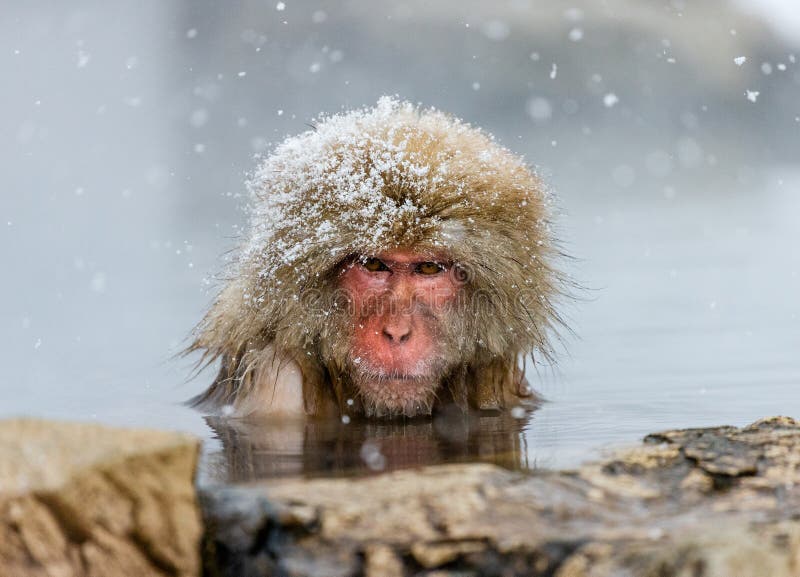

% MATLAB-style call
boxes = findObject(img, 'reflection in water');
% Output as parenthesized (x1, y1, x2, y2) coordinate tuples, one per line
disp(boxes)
(205, 405, 536, 482)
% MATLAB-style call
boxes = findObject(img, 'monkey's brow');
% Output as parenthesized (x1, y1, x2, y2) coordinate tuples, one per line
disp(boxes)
(348, 252, 451, 264)
(367, 257, 451, 270)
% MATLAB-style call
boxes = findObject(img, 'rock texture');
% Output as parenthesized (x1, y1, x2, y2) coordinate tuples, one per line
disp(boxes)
(201, 416, 800, 577)
(0, 419, 202, 577)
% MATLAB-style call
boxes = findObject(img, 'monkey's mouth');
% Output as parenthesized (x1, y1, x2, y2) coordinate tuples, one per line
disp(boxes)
(349, 358, 443, 383)
(346, 357, 443, 417)
(354, 374, 439, 418)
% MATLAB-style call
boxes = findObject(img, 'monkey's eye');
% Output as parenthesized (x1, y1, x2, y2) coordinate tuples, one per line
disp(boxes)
(416, 262, 444, 275)
(362, 257, 390, 272)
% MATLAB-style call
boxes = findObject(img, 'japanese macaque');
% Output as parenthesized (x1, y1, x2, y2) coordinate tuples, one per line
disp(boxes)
(188, 97, 565, 419)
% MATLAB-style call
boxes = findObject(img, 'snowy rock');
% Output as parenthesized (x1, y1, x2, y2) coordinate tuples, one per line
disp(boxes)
(0, 419, 201, 577)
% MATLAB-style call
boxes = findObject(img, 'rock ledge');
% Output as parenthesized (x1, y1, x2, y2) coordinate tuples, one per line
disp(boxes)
(201, 416, 800, 577)
(0, 419, 202, 577)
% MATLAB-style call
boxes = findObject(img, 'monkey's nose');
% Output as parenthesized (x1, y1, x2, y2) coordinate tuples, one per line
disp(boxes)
(382, 321, 412, 344)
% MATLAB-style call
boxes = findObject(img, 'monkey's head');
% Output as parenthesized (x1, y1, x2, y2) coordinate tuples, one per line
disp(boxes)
(189, 97, 565, 419)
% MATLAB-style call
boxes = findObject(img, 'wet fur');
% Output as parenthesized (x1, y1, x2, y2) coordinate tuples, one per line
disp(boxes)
(187, 99, 566, 417)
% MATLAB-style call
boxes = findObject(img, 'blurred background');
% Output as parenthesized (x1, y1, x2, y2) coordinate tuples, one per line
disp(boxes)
(2, 0, 799, 472)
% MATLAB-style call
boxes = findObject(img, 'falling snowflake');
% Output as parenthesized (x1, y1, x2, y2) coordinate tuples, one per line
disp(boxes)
(603, 93, 619, 108)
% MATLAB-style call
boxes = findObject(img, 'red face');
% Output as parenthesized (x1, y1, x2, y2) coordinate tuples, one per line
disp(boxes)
(337, 249, 464, 417)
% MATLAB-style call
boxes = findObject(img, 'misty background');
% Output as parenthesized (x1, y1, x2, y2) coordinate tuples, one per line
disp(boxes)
(2, 0, 799, 469)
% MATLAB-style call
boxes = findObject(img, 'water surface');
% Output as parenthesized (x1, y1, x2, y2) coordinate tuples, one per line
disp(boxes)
(2, 1, 799, 486)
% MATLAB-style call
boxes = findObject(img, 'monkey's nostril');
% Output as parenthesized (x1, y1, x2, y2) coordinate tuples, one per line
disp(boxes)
(382, 325, 412, 344)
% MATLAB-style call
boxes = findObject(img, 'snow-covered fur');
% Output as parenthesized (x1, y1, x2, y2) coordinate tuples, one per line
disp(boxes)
(188, 97, 565, 417)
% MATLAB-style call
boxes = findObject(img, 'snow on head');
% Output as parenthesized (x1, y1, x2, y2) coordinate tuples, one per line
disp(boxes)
(242, 96, 549, 287)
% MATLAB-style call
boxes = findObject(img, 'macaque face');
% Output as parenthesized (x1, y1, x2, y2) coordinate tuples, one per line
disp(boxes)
(337, 249, 465, 417)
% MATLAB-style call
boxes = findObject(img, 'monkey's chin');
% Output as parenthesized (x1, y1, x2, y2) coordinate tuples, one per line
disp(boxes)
(353, 373, 439, 419)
